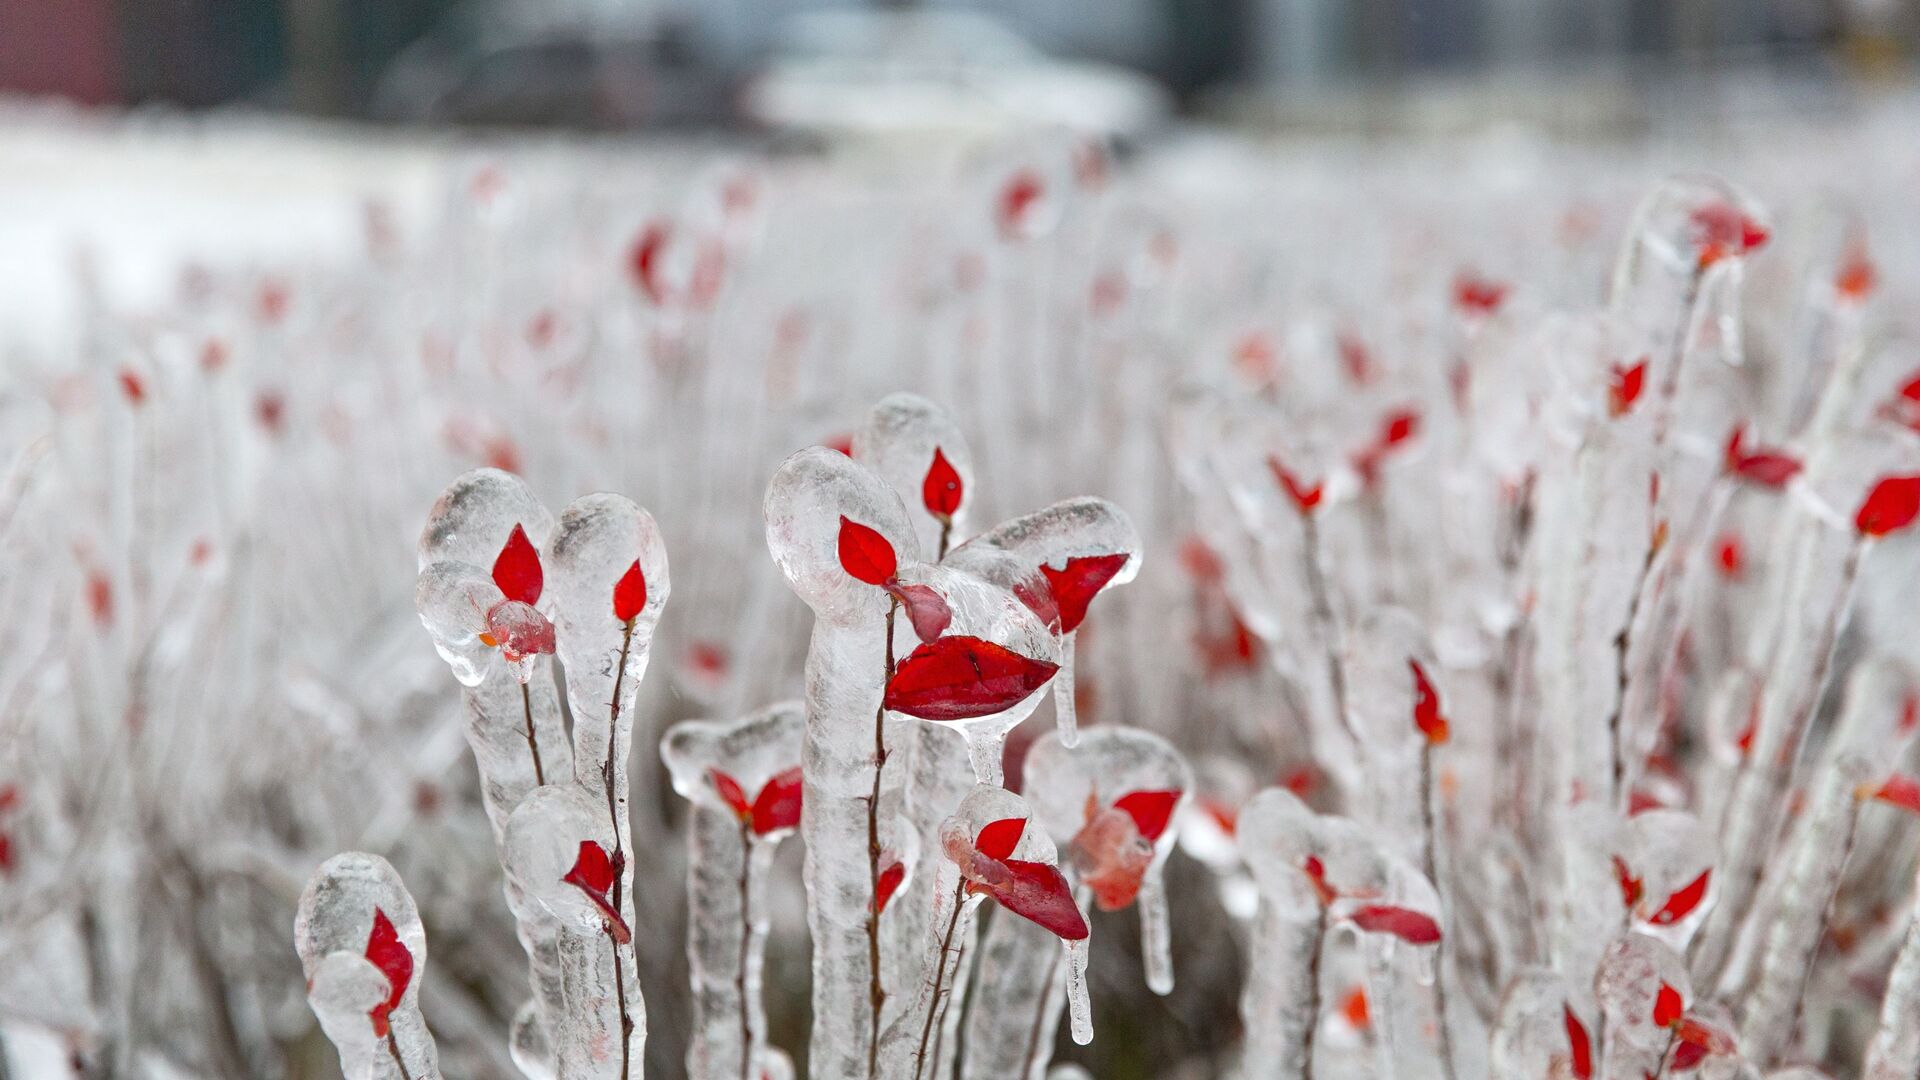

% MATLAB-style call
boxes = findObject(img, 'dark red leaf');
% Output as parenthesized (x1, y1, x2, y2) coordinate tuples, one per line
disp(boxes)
(923, 447, 963, 519)
(837, 516, 898, 586)
(629, 221, 671, 303)
(365, 908, 413, 1038)
(1564, 1004, 1594, 1080)
(613, 560, 647, 622)
(750, 766, 804, 836)
(883, 636, 1060, 721)
(1857, 476, 1920, 537)
(1731, 451, 1802, 489)
(1348, 904, 1442, 944)
(1648, 870, 1710, 925)
(492, 524, 543, 605)
(873, 859, 905, 914)
(563, 840, 631, 944)
(976, 816, 1027, 861)
(1267, 456, 1323, 514)
(987, 858, 1089, 940)
(1410, 659, 1450, 744)
(1039, 553, 1130, 633)
(885, 582, 953, 644)
(1653, 982, 1683, 1028)
(1113, 789, 1181, 843)
(1670, 1040, 1707, 1071)
(709, 769, 751, 819)
(1609, 360, 1647, 417)
(1870, 774, 1920, 814)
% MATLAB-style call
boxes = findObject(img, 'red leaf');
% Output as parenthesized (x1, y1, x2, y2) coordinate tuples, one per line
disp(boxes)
(1670, 1040, 1707, 1071)
(1609, 359, 1647, 417)
(1410, 659, 1450, 744)
(997, 170, 1046, 239)
(1857, 476, 1920, 537)
(976, 816, 1027, 861)
(629, 221, 671, 303)
(365, 908, 413, 1038)
(1267, 456, 1323, 514)
(1731, 451, 1802, 489)
(563, 840, 632, 944)
(1613, 855, 1644, 908)
(1348, 904, 1442, 944)
(923, 447, 963, 519)
(1653, 982, 1683, 1028)
(1716, 534, 1743, 579)
(484, 600, 556, 662)
(1302, 854, 1337, 905)
(885, 582, 953, 644)
(1564, 1004, 1594, 1080)
(613, 560, 647, 622)
(1836, 253, 1877, 301)
(1648, 870, 1710, 925)
(1380, 409, 1420, 447)
(1113, 789, 1181, 843)
(709, 769, 751, 819)
(750, 766, 804, 835)
(1453, 274, 1509, 316)
(874, 859, 905, 914)
(837, 516, 898, 586)
(883, 636, 1060, 721)
(1039, 553, 1130, 633)
(1870, 774, 1920, 814)
(492, 524, 543, 605)
(118, 368, 147, 405)
(1342, 987, 1371, 1030)
(1674, 1017, 1734, 1058)
(987, 859, 1089, 940)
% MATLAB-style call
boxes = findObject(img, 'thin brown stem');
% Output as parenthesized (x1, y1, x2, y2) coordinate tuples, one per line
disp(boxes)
(867, 598, 899, 1080)
(1020, 946, 1064, 1078)
(1649, 1027, 1679, 1080)
(1606, 536, 1661, 806)
(521, 680, 545, 787)
(914, 879, 969, 1080)
(738, 822, 755, 1080)
(1301, 515, 1356, 745)
(937, 519, 952, 562)
(1303, 904, 1328, 1076)
(386, 1030, 415, 1080)
(605, 619, 637, 1080)
(1420, 746, 1459, 1080)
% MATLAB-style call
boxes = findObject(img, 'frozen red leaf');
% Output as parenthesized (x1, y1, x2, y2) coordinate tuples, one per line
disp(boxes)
(1691, 203, 1769, 270)
(1609, 359, 1647, 417)
(1674, 1016, 1734, 1058)
(563, 840, 632, 944)
(823, 433, 855, 456)
(750, 766, 804, 836)
(492, 524, 543, 605)
(1342, 987, 1371, 1030)
(1868, 774, 1920, 814)
(1348, 904, 1441, 944)
(1856, 476, 1920, 537)
(1716, 534, 1743, 579)
(1113, 789, 1181, 843)
(1836, 252, 1877, 301)
(1670, 1039, 1707, 1071)
(923, 447, 963, 519)
(873, 858, 906, 914)
(710, 768, 751, 819)
(1653, 982, 1683, 1028)
(364, 908, 413, 1038)
(1039, 552, 1130, 633)
(884, 582, 953, 644)
(976, 816, 1027, 861)
(997, 170, 1045, 239)
(1410, 659, 1450, 744)
(985, 858, 1089, 940)
(1722, 426, 1802, 489)
(629, 221, 671, 303)
(1301, 854, 1337, 905)
(883, 636, 1060, 721)
(613, 560, 647, 622)
(837, 516, 898, 585)
(118, 368, 146, 405)
(1267, 457, 1323, 514)
(1648, 869, 1710, 925)
(1564, 1004, 1594, 1079)
(1453, 273, 1509, 316)
(1613, 855, 1644, 908)
(483, 600, 555, 662)
(1380, 409, 1420, 447)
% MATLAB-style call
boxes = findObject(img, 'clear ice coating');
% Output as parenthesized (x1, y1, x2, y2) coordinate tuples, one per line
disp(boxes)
(294, 853, 441, 1080)
(852, 391, 975, 562)
(661, 700, 807, 1080)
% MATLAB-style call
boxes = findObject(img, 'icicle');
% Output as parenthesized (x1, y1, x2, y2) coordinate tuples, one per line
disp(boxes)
(1054, 633, 1079, 747)
(1139, 871, 1173, 995)
(1065, 938, 1092, 1045)
(1864, 870, 1920, 1079)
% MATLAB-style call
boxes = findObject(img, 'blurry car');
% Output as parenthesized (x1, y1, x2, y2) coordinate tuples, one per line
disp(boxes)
(741, 10, 1171, 145)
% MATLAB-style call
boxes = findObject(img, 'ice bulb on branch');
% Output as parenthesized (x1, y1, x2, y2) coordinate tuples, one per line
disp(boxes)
(294, 853, 440, 1080)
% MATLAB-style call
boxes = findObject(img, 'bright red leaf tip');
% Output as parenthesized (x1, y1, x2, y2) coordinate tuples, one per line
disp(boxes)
(364, 908, 413, 1038)
(985, 859, 1089, 940)
(883, 636, 1060, 721)
(1301, 854, 1337, 905)
(1342, 987, 1370, 1030)
(1410, 659, 1449, 745)
(1267, 456, 1324, 515)
(710, 768, 751, 819)
(1691, 203, 1769, 270)
(1113, 789, 1181, 843)
(923, 447, 963, 520)
(1722, 426, 1802, 489)
(997, 170, 1046, 240)
(613, 560, 647, 622)
(884, 582, 953, 644)
(874, 858, 906, 914)
(976, 816, 1028, 861)
(823, 433, 855, 457)
(1609, 359, 1647, 418)
(1867, 774, 1920, 814)
(1857, 476, 1920, 537)
(1453, 273, 1509, 316)
(1653, 982, 1684, 1029)
(1039, 552, 1130, 633)
(1648, 870, 1710, 925)
(837, 516, 898, 586)
(1564, 1004, 1594, 1080)
(750, 766, 804, 835)
(1613, 855, 1644, 909)
(1348, 904, 1442, 945)
(492, 524, 543, 605)
(563, 840, 632, 944)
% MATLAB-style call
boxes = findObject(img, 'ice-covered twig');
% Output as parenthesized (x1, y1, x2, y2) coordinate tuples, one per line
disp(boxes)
(294, 853, 440, 1080)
